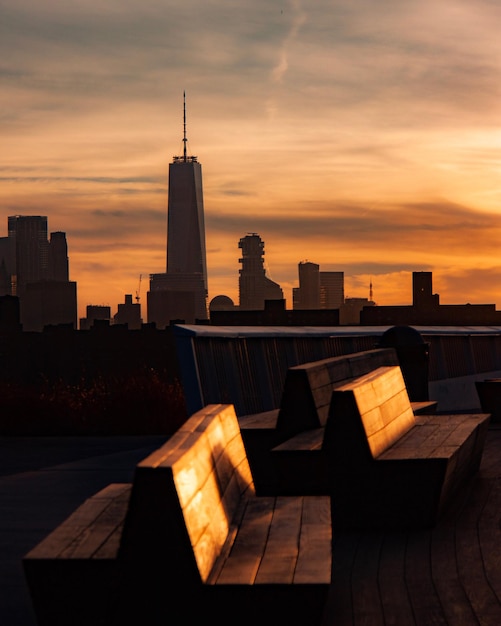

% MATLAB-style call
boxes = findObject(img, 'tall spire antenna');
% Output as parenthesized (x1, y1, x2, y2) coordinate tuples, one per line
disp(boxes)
(173, 91, 197, 164)
(183, 91, 187, 162)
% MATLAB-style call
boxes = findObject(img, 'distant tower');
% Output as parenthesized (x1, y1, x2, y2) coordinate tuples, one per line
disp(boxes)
(148, 93, 209, 326)
(6, 216, 77, 330)
(413, 271, 439, 310)
(294, 264, 344, 310)
(0, 237, 12, 296)
(113, 294, 142, 330)
(49, 231, 69, 281)
(320, 271, 344, 309)
(295, 261, 320, 309)
(238, 233, 283, 309)
(166, 93, 208, 288)
(8, 215, 49, 295)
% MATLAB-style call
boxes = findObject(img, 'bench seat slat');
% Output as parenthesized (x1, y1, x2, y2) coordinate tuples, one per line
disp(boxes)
(60, 488, 131, 559)
(25, 483, 130, 560)
(237, 409, 279, 430)
(295, 496, 332, 584)
(273, 428, 324, 452)
(379, 415, 488, 460)
(441, 417, 490, 446)
(215, 497, 275, 584)
(411, 400, 438, 414)
(93, 523, 125, 559)
(255, 496, 302, 583)
(210, 495, 332, 586)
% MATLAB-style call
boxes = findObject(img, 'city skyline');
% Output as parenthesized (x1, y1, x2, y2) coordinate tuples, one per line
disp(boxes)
(3, 1, 501, 321)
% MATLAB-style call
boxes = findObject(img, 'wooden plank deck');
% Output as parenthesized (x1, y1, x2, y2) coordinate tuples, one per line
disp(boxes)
(321, 424, 501, 626)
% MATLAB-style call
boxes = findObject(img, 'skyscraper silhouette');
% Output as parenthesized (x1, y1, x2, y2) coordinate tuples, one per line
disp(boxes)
(3, 216, 77, 330)
(49, 231, 69, 282)
(238, 233, 283, 309)
(148, 94, 209, 326)
(320, 271, 344, 309)
(294, 261, 321, 309)
(7, 215, 49, 295)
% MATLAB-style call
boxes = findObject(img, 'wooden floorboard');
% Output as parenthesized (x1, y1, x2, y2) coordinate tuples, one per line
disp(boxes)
(455, 478, 501, 626)
(478, 479, 501, 605)
(322, 424, 501, 625)
(405, 530, 447, 626)
(351, 532, 385, 626)
(378, 532, 415, 626)
(324, 533, 359, 626)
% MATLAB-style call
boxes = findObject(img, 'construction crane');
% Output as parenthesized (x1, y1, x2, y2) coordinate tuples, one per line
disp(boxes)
(135, 274, 142, 303)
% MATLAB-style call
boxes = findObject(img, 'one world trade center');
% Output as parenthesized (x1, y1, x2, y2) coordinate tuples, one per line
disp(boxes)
(148, 94, 208, 326)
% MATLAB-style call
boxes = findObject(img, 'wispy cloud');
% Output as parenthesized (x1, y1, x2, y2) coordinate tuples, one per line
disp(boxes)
(267, 0, 306, 118)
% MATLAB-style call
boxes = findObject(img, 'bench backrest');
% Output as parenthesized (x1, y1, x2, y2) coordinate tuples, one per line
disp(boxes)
(324, 365, 416, 463)
(276, 348, 399, 440)
(119, 404, 254, 585)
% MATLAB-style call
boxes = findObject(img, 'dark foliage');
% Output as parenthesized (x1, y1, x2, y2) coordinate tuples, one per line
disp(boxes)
(0, 368, 188, 436)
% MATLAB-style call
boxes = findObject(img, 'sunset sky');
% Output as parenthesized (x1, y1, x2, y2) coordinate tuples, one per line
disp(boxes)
(3, 0, 501, 321)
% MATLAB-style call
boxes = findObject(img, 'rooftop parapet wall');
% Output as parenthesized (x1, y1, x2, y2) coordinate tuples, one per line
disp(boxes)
(173, 325, 501, 416)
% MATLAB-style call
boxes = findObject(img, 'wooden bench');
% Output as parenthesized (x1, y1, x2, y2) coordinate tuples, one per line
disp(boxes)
(321, 365, 490, 529)
(239, 348, 437, 494)
(23, 404, 332, 626)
